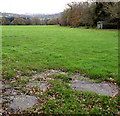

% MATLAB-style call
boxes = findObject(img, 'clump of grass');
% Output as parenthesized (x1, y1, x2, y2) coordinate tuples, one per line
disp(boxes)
(35, 77, 43, 81)
(52, 73, 72, 82)
(78, 78, 84, 81)
(10, 82, 20, 87)
(90, 79, 102, 83)
(17, 77, 30, 84)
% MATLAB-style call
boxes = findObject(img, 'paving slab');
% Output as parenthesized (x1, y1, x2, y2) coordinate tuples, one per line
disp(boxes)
(8, 95, 38, 112)
(71, 75, 119, 97)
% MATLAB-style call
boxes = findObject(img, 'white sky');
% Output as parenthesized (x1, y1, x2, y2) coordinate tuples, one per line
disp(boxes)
(0, 0, 84, 14)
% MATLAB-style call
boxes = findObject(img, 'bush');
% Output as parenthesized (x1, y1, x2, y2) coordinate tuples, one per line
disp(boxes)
(103, 23, 118, 29)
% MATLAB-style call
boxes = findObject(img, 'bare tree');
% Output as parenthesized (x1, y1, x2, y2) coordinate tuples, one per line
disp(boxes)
(103, 2, 120, 23)
(11, 18, 25, 25)
(31, 17, 41, 25)
(59, 10, 68, 26)
(25, 18, 32, 25)
(47, 18, 59, 25)
(1, 17, 10, 25)
(60, 2, 95, 27)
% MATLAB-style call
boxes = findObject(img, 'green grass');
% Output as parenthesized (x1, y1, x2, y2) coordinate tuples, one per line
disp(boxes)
(2, 25, 118, 84)
(50, 73, 72, 82)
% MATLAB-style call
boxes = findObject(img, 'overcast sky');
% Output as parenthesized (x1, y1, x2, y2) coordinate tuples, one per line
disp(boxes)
(0, 0, 84, 14)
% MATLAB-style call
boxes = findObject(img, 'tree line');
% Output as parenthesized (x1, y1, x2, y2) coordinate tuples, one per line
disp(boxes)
(1, 2, 119, 28)
(0, 17, 50, 25)
(59, 2, 119, 28)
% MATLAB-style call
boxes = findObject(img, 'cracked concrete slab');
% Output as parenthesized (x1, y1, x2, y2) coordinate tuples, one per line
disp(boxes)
(8, 95, 38, 112)
(70, 75, 119, 97)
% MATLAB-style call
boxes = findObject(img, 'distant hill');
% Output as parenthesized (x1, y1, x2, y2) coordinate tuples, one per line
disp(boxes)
(1, 12, 61, 19)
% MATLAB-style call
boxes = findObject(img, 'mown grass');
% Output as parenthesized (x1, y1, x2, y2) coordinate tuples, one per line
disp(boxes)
(2, 25, 118, 84)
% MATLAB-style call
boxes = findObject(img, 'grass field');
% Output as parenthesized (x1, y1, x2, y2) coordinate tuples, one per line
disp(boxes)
(2, 25, 118, 83)
(2, 25, 119, 114)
